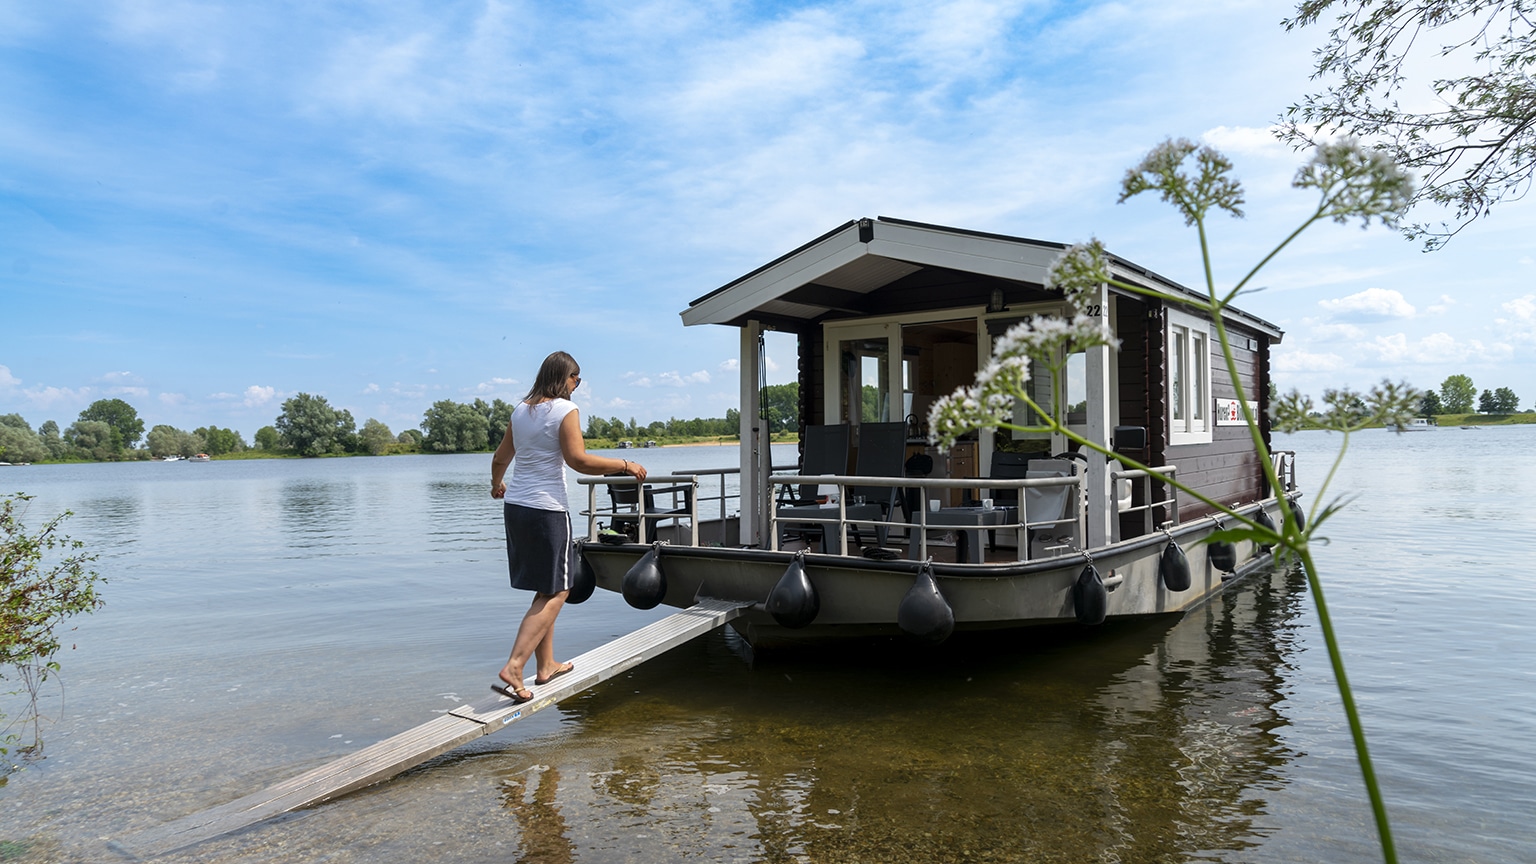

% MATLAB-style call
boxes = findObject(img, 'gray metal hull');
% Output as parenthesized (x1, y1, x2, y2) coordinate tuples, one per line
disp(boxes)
(581, 501, 1281, 648)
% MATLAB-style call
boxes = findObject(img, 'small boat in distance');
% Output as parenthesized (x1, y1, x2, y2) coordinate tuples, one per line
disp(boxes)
(1394, 418, 1435, 431)
(1460, 425, 1482, 430)
(189, 453, 211, 462)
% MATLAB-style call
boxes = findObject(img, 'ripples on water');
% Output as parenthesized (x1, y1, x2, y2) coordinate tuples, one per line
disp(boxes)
(0, 433, 1533, 863)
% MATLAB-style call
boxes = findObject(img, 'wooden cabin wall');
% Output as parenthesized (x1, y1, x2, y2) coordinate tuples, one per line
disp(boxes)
(1114, 297, 1155, 540)
(1153, 310, 1272, 521)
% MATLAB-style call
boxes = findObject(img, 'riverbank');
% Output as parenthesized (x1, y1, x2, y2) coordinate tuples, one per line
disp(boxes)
(1429, 411, 1536, 426)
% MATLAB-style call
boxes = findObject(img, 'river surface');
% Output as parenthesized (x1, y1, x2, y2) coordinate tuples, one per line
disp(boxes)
(0, 431, 1532, 863)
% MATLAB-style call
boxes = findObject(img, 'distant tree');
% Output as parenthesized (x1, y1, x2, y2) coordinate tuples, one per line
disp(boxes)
(1478, 389, 1496, 414)
(64, 420, 116, 461)
(274, 393, 356, 457)
(77, 398, 144, 449)
(1280, 0, 1536, 248)
(585, 415, 611, 439)
(37, 420, 67, 460)
(1491, 387, 1520, 413)
(487, 399, 514, 450)
(396, 428, 423, 447)
(253, 425, 281, 451)
(762, 383, 800, 433)
(359, 418, 394, 456)
(421, 400, 490, 453)
(0, 416, 45, 464)
(1440, 374, 1476, 413)
(1418, 390, 1443, 416)
(194, 426, 246, 456)
(146, 425, 182, 458)
(147, 425, 210, 458)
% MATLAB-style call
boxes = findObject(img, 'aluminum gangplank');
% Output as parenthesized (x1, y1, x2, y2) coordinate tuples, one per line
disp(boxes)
(116, 598, 754, 860)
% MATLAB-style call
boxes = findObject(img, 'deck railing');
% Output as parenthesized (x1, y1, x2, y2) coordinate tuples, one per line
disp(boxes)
(1110, 465, 1180, 541)
(578, 463, 1204, 561)
(764, 473, 1085, 562)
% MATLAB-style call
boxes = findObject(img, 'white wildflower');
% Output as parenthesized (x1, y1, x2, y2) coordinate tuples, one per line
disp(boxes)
(1044, 240, 1110, 312)
(1294, 139, 1414, 228)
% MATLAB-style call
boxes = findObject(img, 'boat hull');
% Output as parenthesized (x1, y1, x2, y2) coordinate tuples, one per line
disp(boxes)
(581, 501, 1282, 647)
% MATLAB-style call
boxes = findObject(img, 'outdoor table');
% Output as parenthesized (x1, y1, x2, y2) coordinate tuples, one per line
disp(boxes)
(908, 505, 1017, 564)
(777, 502, 884, 555)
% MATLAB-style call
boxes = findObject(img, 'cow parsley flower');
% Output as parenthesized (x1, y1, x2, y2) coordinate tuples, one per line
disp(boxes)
(1044, 239, 1111, 312)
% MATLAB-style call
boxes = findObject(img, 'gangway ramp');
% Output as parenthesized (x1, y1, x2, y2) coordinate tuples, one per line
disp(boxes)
(118, 598, 754, 860)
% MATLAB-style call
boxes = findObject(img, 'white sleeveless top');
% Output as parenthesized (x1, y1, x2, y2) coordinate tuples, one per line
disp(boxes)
(506, 398, 577, 511)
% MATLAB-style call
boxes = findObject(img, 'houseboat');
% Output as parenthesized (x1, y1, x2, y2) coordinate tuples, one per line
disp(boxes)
(577, 217, 1295, 648)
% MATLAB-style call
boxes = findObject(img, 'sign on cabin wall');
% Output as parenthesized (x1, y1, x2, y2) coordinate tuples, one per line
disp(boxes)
(1214, 399, 1260, 426)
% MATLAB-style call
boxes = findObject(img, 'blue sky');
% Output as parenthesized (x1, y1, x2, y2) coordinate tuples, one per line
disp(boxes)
(4, 0, 1534, 440)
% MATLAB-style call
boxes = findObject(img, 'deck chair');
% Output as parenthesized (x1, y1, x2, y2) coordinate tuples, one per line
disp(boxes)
(1023, 459, 1081, 558)
(777, 424, 850, 506)
(775, 424, 851, 550)
(607, 478, 693, 543)
(984, 452, 1034, 550)
(848, 422, 908, 547)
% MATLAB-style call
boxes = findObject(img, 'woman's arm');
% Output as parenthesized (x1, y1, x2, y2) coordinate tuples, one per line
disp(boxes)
(560, 410, 647, 481)
(490, 417, 516, 499)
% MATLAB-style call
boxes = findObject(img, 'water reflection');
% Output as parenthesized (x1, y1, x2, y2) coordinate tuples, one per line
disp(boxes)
(476, 565, 1308, 863)
(278, 479, 356, 551)
(500, 765, 576, 864)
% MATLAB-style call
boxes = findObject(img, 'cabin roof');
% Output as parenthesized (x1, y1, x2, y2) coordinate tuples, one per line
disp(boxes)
(681, 216, 1284, 341)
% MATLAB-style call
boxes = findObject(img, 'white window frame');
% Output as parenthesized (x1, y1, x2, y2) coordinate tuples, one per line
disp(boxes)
(1167, 307, 1212, 446)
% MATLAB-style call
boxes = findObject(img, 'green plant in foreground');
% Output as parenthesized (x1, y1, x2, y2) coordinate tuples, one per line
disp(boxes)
(929, 138, 1419, 863)
(2, 493, 104, 773)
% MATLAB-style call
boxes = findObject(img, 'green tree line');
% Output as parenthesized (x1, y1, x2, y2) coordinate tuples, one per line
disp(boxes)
(0, 384, 803, 462)
(1419, 375, 1526, 417)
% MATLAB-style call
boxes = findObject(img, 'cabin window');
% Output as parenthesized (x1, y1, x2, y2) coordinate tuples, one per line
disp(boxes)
(1167, 309, 1211, 445)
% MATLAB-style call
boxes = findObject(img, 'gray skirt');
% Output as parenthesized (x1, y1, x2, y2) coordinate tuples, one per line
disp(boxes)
(503, 503, 575, 594)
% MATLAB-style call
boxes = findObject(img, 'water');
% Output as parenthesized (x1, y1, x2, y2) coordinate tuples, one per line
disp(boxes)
(0, 432, 1532, 863)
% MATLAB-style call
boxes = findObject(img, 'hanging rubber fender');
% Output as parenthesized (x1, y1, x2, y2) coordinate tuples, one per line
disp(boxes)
(1159, 539, 1192, 592)
(567, 543, 597, 604)
(621, 543, 667, 610)
(765, 552, 819, 629)
(1253, 507, 1277, 550)
(1073, 563, 1108, 625)
(1208, 538, 1238, 572)
(1288, 498, 1306, 532)
(897, 562, 954, 644)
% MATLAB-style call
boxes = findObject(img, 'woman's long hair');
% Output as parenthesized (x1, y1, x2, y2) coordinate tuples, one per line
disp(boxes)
(523, 351, 580, 404)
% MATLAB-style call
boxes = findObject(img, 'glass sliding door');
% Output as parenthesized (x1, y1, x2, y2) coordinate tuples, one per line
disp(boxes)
(824, 322, 900, 426)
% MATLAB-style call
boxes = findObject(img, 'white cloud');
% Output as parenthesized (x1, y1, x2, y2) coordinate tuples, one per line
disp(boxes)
(0, 365, 18, 389)
(363, 383, 380, 393)
(97, 370, 142, 385)
(1319, 288, 1416, 321)
(1504, 294, 1536, 321)
(1200, 125, 1286, 158)
(23, 385, 89, 409)
(243, 385, 276, 407)
(719, 358, 739, 372)
(1298, 318, 1367, 342)
(159, 392, 187, 406)
(1425, 294, 1457, 315)
(470, 376, 519, 394)
(1364, 332, 1512, 365)
(1273, 349, 1346, 374)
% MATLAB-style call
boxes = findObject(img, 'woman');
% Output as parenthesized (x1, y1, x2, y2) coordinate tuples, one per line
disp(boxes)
(490, 351, 647, 702)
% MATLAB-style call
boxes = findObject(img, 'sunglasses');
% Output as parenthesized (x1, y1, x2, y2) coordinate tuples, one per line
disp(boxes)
(570, 374, 582, 387)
